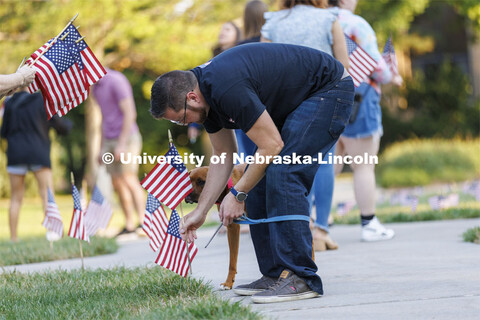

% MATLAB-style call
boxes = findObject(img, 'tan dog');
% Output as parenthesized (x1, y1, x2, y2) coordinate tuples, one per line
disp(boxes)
(185, 163, 247, 290)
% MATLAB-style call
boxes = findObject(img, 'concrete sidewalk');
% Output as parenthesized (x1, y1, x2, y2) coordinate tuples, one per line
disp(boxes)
(3, 218, 479, 319)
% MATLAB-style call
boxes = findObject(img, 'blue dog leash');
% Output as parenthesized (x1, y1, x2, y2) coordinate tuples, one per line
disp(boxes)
(205, 214, 309, 248)
(233, 214, 310, 224)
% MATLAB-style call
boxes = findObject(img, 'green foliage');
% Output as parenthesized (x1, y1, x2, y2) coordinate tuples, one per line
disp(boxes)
(357, 0, 430, 43)
(377, 138, 480, 188)
(463, 226, 480, 243)
(0, 236, 118, 266)
(382, 60, 479, 147)
(406, 60, 479, 138)
(0, 267, 260, 319)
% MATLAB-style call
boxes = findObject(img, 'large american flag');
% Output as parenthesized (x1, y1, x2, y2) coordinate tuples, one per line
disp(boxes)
(345, 34, 378, 87)
(27, 26, 106, 119)
(141, 143, 193, 210)
(27, 39, 88, 119)
(61, 25, 106, 86)
(68, 184, 89, 242)
(84, 185, 113, 236)
(382, 37, 399, 76)
(144, 193, 169, 252)
(42, 188, 64, 239)
(155, 210, 197, 277)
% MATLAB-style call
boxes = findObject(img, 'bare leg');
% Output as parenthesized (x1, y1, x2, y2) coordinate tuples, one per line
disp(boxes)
(8, 174, 25, 242)
(33, 168, 53, 214)
(123, 172, 145, 224)
(111, 174, 136, 231)
(340, 135, 380, 215)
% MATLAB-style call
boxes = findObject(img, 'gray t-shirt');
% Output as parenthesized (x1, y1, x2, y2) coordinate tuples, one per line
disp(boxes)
(261, 5, 338, 56)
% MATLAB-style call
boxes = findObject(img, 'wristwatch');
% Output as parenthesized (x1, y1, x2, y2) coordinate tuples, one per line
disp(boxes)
(230, 187, 248, 202)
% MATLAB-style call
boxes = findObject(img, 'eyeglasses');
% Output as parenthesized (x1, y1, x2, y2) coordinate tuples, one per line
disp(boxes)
(170, 92, 189, 126)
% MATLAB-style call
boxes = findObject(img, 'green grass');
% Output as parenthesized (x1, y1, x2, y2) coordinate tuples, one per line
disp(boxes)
(463, 227, 480, 244)
(0, 267, 260, 320)
(377, 138, 480, 188)
(0, 236, 118, 267)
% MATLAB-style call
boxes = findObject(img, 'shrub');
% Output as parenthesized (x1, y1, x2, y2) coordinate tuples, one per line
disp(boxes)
(377, 138, 480, 188)
(463, 226, 480, 244)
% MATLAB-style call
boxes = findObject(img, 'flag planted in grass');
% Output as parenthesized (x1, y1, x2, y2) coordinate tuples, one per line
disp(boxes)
(84, 185, 113, 236)
(155, 210, 197, 277)
(144, 193, 169, 252)
(68, 184, 89, 242)
(43, 188, 64, 241)
(141, 143, 193, 210)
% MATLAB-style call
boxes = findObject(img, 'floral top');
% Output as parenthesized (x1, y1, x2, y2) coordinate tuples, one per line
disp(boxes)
(337, 8, 392, 85)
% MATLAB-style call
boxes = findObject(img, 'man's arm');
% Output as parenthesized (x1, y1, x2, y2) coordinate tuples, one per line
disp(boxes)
(219, 110, 284, 225)
(180, 128, 237, 243)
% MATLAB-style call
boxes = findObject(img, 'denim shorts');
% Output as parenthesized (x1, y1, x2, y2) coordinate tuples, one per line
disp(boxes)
(7, 164, 44, 175)
(342, 82, 383, 138)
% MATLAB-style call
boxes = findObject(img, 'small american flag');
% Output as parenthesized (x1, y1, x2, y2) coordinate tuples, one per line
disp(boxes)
(84, 185, 113, 236)
(382, 37, 399, 76)
(141, 143, 193, 210)
(155, 210, 197, 277)
(345, 34, 378, 87)
(68, 184, 89, 242)
(42, 188, 64, 239)
(144, 193, 169, 252)
(27, 39, 88, 119)
(428, 195, 440, 211)
(409, 195, 419, 213)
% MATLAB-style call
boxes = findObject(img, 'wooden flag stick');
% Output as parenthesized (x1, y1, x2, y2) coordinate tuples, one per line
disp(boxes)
(30, 13, 79, 66)
(168, 129, 193, 275)
(71, 172, 85, 270)
(178, 203, 193, 275)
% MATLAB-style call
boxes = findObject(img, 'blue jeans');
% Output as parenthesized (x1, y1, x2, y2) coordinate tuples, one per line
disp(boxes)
(245, 77, 354, 294)
(308, 144, 335, 232)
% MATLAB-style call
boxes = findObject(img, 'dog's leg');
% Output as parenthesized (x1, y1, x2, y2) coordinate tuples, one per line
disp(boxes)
(220, 223, 240, 290)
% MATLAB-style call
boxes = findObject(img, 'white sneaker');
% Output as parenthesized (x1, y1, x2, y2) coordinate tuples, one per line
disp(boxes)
(361, 217, 395, 242)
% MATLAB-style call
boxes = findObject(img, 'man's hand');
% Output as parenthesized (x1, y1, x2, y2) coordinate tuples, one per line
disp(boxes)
(179, 209, 207, 243)
(219, 192, 245, 226)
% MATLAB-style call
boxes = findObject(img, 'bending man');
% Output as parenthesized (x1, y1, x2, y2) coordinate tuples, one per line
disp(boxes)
(150, 43, 354, 303)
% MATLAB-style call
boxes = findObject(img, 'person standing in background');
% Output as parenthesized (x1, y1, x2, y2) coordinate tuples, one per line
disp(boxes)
(234, 0, 269, 158)
(188, 21, 242, 145)
(1, 87, 71, 242)
(329, 0, 402, 242)
(261, 0, 349, 251)
(92, 68, 145, 237)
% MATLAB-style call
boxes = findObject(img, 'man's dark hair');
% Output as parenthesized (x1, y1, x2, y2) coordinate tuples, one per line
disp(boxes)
(150, 70, 197, 119)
